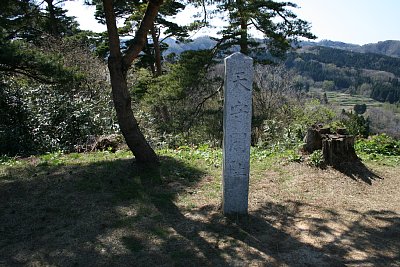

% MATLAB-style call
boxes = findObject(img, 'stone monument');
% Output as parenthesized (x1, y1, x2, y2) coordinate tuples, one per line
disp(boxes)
(222, 52, 253, 216)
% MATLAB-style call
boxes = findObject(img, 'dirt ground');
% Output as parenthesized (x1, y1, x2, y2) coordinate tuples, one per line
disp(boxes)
(0, 156, 399, 266)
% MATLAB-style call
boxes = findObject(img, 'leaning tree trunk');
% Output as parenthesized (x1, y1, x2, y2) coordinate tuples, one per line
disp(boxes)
(108, 57, 158, 163)
(103, 0, 162, 164)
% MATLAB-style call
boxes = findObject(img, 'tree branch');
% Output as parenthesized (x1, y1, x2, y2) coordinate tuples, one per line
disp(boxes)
(0, 67, 59, 84)
(122, 0, 164, 70)
(186, 80, 223, 130)
(102, 0, 122, 61)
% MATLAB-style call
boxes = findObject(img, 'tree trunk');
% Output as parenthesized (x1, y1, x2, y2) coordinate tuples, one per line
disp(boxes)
(145, 37, 156, 76)
(108, 57, 158, 163)
(103, 0, 162, 164)
(151, 24, 162, 76)
(239, 17, 248, 55)
(303, 125, 330, 153)
(237, 0, 248, 55)
(45, 0, 57, 35)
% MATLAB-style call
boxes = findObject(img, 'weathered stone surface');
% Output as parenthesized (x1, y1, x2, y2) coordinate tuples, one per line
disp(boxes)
(222, 52, 253, 215)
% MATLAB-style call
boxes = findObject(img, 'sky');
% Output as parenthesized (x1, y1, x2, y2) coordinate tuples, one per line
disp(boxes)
(64, 0, 400, 45)
(290, 0, 400, 45)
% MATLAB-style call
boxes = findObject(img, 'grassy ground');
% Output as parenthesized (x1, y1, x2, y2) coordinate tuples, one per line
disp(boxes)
(1, 148, 399, 266)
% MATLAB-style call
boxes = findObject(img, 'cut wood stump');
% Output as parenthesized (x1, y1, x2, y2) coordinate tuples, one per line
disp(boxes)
(303, 124, 331, 153)
(322, 134, 358, 165)
(303, 125, 359, 166)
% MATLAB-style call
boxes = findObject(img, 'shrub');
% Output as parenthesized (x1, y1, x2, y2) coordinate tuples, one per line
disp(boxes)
(340, 110, 370, 137)
(0, 79, 35, 155)
(0, 37, 117, 156)
(133, 50, 223, 147)
(308, 149, 324, 167)
(286, 149, 303, 163)
(356, 134, 400, 156)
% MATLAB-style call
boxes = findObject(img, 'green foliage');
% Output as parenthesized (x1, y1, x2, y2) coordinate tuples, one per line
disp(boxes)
(133, 50, 222, 146)
(0, 37, 116, 156)
(38, 151, 65, 166)
(0, 155, 19, 167)
(308, 149, 324, 167)
(92, 0, 189, 71)
(160, 144, 222, 168)
(293, 100, 336, 133)
(0, 39, 80, 84)
(0, 79, 35, 155)
(322, 80, 335, 91)
(356, 134, 400, 156)
(286, 46, 400, 104)
(215, 0, 315, 57)
(286, 149, 303, 163)
(354, 103, 367, 115)
(340, 110, 370, 137)
(0, 0, 41, 42)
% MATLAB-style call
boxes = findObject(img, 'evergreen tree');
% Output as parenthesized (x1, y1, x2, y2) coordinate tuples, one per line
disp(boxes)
(84, 0, 315, 164)
(92, 0, 189, 75)
(215, 0, 316, 57)
(353, 104, 367, 115)
(41, 0, 80, 37)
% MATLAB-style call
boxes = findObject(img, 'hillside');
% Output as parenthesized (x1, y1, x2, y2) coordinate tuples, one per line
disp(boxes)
(163, 36, 400, 58)
(286, 46, 400, 103)
(165, 36, 400, 104)
(301, 39, 400, 58)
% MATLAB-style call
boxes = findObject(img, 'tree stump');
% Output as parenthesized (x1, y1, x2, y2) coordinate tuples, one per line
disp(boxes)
(303, 125, 359, 166)
(322, 134, 358, 166)
(303, 124, 330, 153)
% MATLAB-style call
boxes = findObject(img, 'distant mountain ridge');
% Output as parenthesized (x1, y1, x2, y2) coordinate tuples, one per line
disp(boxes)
(301, 40, 400, 58)
(163, 36, 400, 58)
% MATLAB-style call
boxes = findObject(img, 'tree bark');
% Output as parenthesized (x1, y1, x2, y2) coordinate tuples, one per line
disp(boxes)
(239, 17, 248, 55)
(103, 0, 162, 164)
(45, 0, 57, 35)
(237, 0, 248, 55)
(151, 23, 162, 76)
(303, 125, 359, 166)
(303, 126, 331, 153)
(322, 135, 359, 166)
(122, 0, 163, 69)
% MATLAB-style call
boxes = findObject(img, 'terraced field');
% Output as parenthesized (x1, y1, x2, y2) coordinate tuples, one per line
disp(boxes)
(309, 88, 384, 111)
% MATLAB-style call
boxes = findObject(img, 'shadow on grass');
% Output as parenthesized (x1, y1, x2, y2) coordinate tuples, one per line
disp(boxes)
(0, 156, 398, 266)
(333, 160, 383, 185)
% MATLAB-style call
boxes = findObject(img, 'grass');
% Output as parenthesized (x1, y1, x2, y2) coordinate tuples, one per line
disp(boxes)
(1, 147, 399, 266)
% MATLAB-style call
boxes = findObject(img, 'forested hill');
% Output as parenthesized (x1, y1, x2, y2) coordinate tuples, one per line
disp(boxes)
(301, 40, 400, 58)
(163, 36, 400, 104)
(165, 37, 400, 58)
(291, 46, 400, 76)
(286, 46, 400, 104)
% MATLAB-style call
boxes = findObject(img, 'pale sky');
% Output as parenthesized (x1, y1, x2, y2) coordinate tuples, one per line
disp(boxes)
(290, 0, 400, 45)
(64, 0, 400, 45)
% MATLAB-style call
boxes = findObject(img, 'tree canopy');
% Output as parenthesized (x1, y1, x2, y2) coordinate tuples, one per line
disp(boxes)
(214, 0, 316, 56)
(1, 0, 319, 161)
